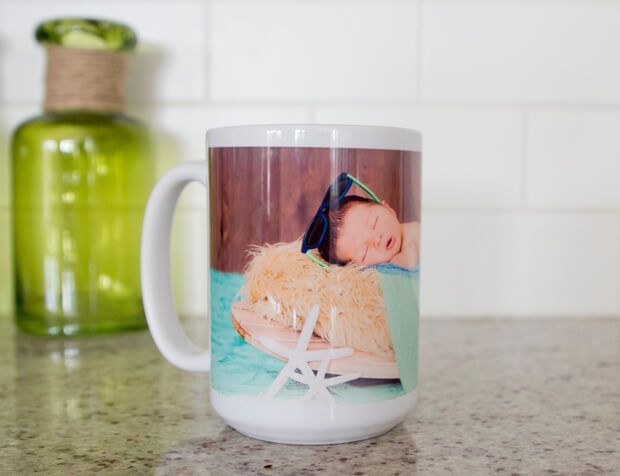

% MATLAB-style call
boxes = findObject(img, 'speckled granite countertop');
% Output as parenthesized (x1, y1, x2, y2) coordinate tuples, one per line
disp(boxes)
(0, 316, 618, 475)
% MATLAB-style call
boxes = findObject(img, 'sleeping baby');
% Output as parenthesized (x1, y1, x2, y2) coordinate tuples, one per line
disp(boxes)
(317, 195, 420, 269)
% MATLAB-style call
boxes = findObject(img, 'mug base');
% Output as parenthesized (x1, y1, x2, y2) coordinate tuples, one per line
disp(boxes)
(228, 420, 402, 445)
(211, 389, 417, 445)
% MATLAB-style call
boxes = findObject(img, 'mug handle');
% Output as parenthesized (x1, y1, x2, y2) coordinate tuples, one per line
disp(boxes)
(141, 161, 210, 372)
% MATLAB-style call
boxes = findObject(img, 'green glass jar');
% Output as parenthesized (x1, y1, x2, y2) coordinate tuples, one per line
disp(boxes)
(12, 19, 155, 336)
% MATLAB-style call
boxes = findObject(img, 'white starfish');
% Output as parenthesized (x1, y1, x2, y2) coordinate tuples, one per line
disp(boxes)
(259, 305, 361, 403)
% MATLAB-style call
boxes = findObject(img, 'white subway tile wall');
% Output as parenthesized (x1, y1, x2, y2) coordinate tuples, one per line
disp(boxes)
(527, 110, 620, 209)
(0, 212, 12, 316)
(0, 1, 207, 103)
(209, 1, 417, 101)
(1, 0, 619, 318)
(171, 209, 209, 317)
(422, 212, 620, 317)
(421, 2, 620, 103)
(133, 105, 312, 207)
(314, 106, 523, 209)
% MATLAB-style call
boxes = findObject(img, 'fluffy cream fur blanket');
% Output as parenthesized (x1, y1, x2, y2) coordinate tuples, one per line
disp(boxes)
(240, 241, 394, 358)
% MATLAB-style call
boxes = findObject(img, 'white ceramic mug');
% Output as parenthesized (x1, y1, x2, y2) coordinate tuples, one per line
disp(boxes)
(141, 124, 422, 444)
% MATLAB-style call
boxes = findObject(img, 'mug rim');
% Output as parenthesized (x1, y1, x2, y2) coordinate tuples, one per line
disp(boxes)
(206, 123, 421, 151)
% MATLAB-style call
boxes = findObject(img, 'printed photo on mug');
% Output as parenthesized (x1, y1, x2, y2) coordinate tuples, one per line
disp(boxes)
(209, 144, 421, 405)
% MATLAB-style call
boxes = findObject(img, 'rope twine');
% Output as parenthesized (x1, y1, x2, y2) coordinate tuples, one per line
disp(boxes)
(44, 45, 127, 112)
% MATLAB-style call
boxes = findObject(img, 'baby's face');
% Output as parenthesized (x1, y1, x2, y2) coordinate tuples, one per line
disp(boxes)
(335, 202, 402, 265)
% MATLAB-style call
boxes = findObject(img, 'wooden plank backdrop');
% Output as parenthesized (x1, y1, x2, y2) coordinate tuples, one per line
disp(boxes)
(209, 147, 421, 273)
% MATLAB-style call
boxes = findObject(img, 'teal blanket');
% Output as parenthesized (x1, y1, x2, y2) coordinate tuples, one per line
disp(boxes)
(210, 269, 407, 403)
(370, 263, 420, 393)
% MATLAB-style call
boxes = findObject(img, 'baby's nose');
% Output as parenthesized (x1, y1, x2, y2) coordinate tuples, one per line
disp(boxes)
(373, 233, 383, 248)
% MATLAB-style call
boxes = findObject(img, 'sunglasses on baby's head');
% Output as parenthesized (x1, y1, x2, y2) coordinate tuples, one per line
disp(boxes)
(301, 172, 381, 268)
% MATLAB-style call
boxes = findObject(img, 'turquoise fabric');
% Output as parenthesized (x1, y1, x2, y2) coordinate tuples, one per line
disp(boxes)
(210, 270, 288, 396)
(210, 269, 406, 403)
(377, 269, 419, 393)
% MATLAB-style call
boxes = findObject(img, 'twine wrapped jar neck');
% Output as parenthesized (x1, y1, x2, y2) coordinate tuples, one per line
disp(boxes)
(37, 18, 137, 113)
(44, 45, 127, 113)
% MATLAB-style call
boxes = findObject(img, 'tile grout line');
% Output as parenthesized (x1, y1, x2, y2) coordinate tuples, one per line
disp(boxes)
(203, 0, 212, 103)
(7, 99, 620, 110)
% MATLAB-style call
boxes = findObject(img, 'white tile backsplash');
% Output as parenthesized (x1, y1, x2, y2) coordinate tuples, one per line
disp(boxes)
(527, 109, 620, 209)
(171, 208, 209, 317)
(421, 2, 620, 103)
(0, 210, 13, 316)
(1, 0, 620, 318)
(0, 116, 10, 209)
(315, 106, 523, 209)
(0, 1, 206, 104)
(422, 211, 620, 317)
(209, 0, 417, 101)
(136, 104, 313, 207)
(137, 104, 313, 165)
(0, 105, 40, 207)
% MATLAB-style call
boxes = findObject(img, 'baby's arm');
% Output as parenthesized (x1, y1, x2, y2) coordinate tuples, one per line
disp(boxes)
(389, 222, 420, 268)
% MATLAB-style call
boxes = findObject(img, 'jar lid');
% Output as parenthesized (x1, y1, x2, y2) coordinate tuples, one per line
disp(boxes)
(35, 18, 137, 52)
